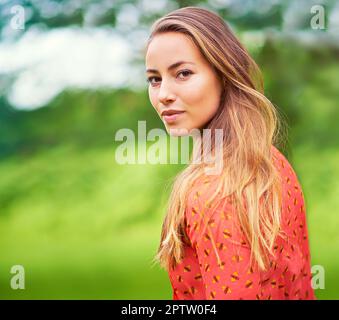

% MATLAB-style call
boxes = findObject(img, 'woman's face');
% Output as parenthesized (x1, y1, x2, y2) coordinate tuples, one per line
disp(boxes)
(145, 32, 222, 135)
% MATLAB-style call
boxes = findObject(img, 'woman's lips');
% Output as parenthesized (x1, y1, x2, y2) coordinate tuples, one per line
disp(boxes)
(162, 111, 185, 123)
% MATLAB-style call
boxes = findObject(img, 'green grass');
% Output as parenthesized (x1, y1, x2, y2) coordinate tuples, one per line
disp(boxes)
(0, 144, 176, 299)
(0, 142, 338, 299)
(292, 145, 339, 300)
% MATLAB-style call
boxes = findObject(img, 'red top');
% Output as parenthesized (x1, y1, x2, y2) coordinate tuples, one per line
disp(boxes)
(168, 146, 315, 300)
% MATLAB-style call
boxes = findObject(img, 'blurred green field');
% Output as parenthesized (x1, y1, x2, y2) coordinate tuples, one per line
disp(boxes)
(0, 144, 175, 299)
(0, 142, 338, 299)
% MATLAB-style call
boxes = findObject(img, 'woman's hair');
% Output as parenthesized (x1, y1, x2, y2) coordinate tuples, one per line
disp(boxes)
(146, 7, 286, 272)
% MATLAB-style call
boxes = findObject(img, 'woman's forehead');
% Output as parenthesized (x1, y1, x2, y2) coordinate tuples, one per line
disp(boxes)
(146, 33, 203, 68)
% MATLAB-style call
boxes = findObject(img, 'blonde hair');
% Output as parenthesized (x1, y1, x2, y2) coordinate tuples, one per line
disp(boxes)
(146, 7, 286, 272)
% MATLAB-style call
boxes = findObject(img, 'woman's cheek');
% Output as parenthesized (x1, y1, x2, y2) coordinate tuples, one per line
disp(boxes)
(149, 90, 159, 114)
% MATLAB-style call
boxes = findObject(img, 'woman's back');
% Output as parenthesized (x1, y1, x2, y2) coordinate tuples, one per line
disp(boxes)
(168, 146, 315, 300)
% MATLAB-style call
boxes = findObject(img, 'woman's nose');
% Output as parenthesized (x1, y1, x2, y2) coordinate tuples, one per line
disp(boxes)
(158, 80, 175, 104)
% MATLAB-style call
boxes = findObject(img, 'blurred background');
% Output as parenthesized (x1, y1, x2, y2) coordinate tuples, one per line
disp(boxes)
(0, 0, 338, 299)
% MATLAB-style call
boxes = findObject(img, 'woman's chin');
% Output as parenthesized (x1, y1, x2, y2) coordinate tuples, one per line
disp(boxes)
(167, 124, 206, 137)
(167, 126, 190, 137)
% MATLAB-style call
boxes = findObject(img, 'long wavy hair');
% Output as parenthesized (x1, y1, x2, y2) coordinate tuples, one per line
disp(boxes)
(146, 7, 286, 272)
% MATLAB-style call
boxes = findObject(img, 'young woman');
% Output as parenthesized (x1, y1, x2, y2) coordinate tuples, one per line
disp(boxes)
(144, 6, 315, 300)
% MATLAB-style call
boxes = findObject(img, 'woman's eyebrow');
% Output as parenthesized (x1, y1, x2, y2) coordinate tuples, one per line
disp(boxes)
(146, 61, 195, 73)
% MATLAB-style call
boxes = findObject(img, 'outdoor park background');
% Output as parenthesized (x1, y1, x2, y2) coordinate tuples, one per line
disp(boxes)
(0, 0, 338, 299)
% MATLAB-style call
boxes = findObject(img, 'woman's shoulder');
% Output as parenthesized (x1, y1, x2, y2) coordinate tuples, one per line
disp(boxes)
(186, 172, 219, 209)
(271, 145, 302, 186)
(189, 145, 294, 188)
(185, 145, 304, 212)
(271, 145, 308, 223)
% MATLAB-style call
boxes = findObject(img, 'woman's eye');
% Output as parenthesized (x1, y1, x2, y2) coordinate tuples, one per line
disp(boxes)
(177, 70, 193, 79)
(147, 77, 161, 86)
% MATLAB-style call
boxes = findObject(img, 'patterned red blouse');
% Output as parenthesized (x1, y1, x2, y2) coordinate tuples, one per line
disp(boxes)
(168, 146, 315, 300)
